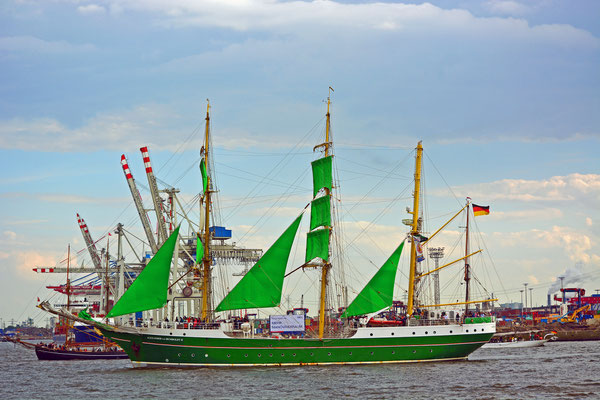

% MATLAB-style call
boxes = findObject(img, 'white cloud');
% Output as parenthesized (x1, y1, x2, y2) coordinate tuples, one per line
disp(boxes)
(452, 173, 600, 204)
(493, 226, 594, 263)
(586, 217, 593, 227)
(72, 1, 598, 48)
(3, 231, 17, 240)
(77, 4, 106, 15)
(0, 105, 192, 152)
(484, 1, 530, 16)
(0, 35, 95, 54)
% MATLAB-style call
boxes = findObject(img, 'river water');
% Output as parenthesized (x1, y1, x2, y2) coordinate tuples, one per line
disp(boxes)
(1, 340, 598, 399)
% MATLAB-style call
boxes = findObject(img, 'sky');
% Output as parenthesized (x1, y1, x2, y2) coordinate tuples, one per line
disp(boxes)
(0, 0, 598, 326)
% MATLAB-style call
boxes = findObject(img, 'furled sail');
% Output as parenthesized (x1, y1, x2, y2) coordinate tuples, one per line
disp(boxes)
(341, 241, 405, 318)
(107, 226, 181, 318)
(215, 214, 303, 312)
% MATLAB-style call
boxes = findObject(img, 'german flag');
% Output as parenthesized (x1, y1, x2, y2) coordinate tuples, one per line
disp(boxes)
(472, 204, 490, 216)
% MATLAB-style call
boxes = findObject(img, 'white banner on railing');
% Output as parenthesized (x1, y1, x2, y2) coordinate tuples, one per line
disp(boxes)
(269, 314, 305, 333)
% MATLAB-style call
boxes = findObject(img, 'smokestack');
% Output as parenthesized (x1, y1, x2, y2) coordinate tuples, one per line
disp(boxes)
(547, 294, 551, 307)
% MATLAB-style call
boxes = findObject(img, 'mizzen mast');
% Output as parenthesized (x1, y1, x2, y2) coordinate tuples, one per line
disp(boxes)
(406, 141, 423, 317)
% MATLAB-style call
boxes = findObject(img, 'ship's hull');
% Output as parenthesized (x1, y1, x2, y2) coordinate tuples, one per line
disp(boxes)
(35, 346, 129, 360)
(100, 322, 495, 367)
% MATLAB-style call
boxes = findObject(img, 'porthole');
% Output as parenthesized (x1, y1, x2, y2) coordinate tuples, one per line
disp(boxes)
(466, 330, 469, 332)
(449, 331, 453, 334)
(183, 333, 186, 336)
(412, 332, 416, 335)
(391, 332, 394, 336)
(227, 354, 231, 358)
(328, 352, 332, 356)
(165, 358, 169, 362)
(244, 354, 248, 357)
(191, 353, 195, 357)
(370, 333, 373, 337)
(370, 352, 374, 355)
(169, 332, 172, 335)
(430, 349, 433, 353)
(281, 353, 285, 357)
(257, 353, 261, 357)
(205, 354, 208, 358)
(349, 351, 352, 355)
(474, 329, 477, 332)
(412, 350, 416, 354)
(177, 353, 181, 357)
(310, 352, 314, 356)
(392, 350, 395, 355)
(425, 331, 428, 334)
(433, 331, 436, 334)
(292, 353, 296, 357)
(269, 354, 273, 357)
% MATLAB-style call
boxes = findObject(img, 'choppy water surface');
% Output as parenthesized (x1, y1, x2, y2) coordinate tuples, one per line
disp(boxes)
(1, 341, 598, 399)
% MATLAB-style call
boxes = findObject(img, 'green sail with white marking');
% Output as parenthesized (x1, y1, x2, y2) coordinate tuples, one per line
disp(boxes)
(107, 226, 181, 318)
(215, 214, 303, 312)
(341, 241, 405, 318)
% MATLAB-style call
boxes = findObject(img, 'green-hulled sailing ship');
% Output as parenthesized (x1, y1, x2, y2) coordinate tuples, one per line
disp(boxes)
(41, 91, 496, 367)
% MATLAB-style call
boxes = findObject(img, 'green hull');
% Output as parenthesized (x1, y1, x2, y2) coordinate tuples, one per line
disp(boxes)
(100, 324, 494, 367)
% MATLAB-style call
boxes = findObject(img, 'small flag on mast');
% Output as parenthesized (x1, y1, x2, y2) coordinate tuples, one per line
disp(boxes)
(472, 204, 490, 216)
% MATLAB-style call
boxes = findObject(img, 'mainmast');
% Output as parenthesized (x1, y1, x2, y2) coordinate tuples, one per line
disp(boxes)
(406, 142, 423, 317)
(200, 100, 213, 322)
(140, 146, 169, 245)
(120, 154, 159, 254)
(317, 87, 334, 339)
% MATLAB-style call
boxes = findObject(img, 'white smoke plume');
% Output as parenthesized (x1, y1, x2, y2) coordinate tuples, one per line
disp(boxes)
(547, 262, 584, 295)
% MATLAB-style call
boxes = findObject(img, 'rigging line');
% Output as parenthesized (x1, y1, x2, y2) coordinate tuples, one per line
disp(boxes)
(215, 161, 309, 192)
(335, 142, 414, 150)
(336, 155, 412, 179)
(158, 119, 204, 174)
(470, 213, 509, 297)
(215, 148, 315, 156)
(339, 149, 412, 219)
(332, 179, 412, 266)
(423, 150, 464, 210)
(223, 115, 325, 223)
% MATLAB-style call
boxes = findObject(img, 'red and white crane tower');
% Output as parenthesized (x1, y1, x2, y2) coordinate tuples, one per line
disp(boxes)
(140, 146, 169, 245)
(120, 154, 159, 254)
(76, 213, 103, 272)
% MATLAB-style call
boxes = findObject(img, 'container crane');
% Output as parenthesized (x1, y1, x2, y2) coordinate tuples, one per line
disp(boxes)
(76, 213, 103, 273)
(140, 146, 168, 245)
(120, 154, 158, 254)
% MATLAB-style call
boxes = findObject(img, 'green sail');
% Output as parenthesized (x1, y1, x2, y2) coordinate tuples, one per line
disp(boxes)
(310, 195, 331, 230)
(215, 214, 303, 312)
(107, 226, 181, 318)
(200, 158, 208, 194)
(312, 156, 333, 197)
(305, 228, 330, 263)
(341, 241, 405, 318)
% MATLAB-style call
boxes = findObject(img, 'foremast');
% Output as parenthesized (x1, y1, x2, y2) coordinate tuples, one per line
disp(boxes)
(406, 142, 423, 317)
(200, 100, 213, 322)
